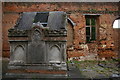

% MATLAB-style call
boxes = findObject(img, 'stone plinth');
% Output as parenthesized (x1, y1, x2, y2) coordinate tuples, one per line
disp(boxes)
(6, 11, 68, 78)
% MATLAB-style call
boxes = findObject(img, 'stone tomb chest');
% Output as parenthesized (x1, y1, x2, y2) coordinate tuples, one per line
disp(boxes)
(7, 11, 68, 78)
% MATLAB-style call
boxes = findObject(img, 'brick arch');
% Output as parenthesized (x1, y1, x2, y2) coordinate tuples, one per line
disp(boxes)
(66, 18, 75, 47)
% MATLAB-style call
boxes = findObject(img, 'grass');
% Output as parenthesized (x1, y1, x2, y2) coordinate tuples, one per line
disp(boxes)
(68, 59, 119, 78)
(2, 58, 119, 79)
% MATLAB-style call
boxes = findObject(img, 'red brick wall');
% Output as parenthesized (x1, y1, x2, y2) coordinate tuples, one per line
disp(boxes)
(66, 22, 74, 47)
(0, 2, 2, 57)
(2, 13, 20, 57)
(2, 2, 119, 60)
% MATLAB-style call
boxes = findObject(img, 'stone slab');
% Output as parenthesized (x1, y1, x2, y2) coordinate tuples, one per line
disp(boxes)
(16, 12, 36, 30)
(47, 11, 67, 30)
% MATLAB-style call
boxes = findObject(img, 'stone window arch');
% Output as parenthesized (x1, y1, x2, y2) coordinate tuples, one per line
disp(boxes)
(67, 18, 75, 47)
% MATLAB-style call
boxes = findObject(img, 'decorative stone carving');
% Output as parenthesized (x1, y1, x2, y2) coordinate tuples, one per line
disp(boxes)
(7, 11, 68, 78)
(10, 45, 25, 64)
(8, 29, 28, 37)
(49, 45, 61, 63)
(32, 30, 42, 43)
(28, 29, 46, 63)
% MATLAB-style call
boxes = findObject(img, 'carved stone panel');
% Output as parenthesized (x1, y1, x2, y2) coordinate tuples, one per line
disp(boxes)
(32, 30, 42, 42)
(11, 45, 25, 63)
(49, 45, 61, 63)
(27, 30, 45, 63)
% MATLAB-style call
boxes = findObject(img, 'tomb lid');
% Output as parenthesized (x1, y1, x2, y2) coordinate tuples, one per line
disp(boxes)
(15, 12, 49, 30)
(15, 11, 67, 30)
(47, 11, 67, 30)
(15, 12, 37, 30)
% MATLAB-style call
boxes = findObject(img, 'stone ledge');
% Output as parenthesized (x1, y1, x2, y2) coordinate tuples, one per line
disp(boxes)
(8, 69, 67, 74)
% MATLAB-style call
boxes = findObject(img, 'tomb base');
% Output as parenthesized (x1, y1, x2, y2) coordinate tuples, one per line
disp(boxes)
(6, 70, 67, 78)
(6, 12, 68, 79)
(6, 63, 68, 78)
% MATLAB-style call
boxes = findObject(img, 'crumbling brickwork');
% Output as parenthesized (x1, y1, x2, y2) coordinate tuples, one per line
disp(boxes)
(2, 13, 20, 57)
(2, 2, 120, 60)
(0, 2, 2, 57)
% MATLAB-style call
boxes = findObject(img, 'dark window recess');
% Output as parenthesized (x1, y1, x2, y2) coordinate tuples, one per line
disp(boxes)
(42, 23, 47, 27)
(91, 27, 96, 40)
(86, 18, 90, 25)
(86, 27, 90, 42)
(33, 12, 49, 27)
(85, 17, 96, 42)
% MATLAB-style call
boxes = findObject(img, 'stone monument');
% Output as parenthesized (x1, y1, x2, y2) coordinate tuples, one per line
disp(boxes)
(6, 11, 68, 78)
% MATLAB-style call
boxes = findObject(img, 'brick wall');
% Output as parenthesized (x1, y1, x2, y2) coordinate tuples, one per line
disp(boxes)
(66, 22, 74, 47)
(0, 2, 2, 57)
(2, 12, 20, 57)
(2, 2, 119, 60)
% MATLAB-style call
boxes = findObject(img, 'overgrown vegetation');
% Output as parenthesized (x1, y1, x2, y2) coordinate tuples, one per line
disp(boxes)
(68, 59, 119, 78)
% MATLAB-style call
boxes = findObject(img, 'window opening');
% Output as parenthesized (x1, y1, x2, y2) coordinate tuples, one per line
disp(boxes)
(85, 16, 96, 42)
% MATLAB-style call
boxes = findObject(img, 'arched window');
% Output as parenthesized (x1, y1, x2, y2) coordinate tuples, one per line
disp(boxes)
(113, 17, 120, 28)
(67, 18, 75, 47)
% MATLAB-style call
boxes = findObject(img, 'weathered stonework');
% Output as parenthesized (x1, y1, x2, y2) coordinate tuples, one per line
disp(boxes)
(2, 2, 120, 61)
(6, 12, 68, 78)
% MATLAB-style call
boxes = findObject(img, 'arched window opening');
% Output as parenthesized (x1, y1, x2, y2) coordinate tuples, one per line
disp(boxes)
(113, 17, 120, 28)
(67, 18, 75, 47)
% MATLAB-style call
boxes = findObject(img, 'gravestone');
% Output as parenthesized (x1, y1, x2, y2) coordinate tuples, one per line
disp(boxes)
(6, 11, 68, 78)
